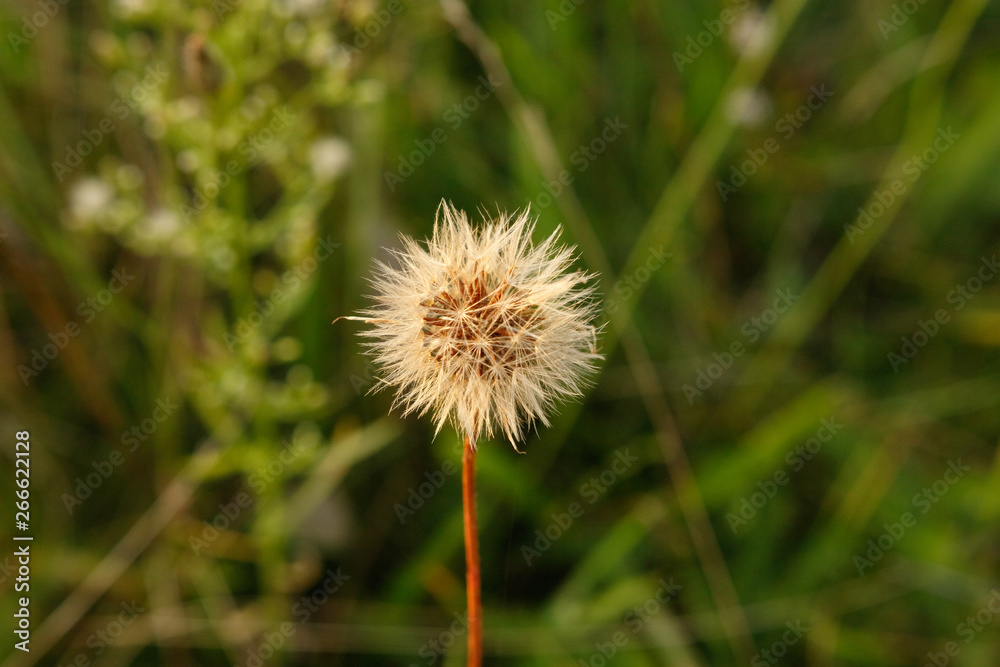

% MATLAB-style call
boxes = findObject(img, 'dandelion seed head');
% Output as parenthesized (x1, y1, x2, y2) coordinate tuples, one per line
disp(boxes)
(351, 201, 602, 448)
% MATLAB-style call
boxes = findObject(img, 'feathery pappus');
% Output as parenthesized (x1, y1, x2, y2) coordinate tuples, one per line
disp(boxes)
(343, 201, 603, 449)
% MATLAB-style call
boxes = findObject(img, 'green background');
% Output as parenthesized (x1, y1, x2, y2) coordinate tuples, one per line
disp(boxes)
(2, 0, 1000, 664)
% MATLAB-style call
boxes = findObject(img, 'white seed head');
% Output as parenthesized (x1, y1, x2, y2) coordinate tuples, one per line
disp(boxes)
(349, 201, 603, 448)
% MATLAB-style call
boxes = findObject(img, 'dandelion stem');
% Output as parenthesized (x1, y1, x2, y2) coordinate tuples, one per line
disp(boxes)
(462, 435, 482, 666)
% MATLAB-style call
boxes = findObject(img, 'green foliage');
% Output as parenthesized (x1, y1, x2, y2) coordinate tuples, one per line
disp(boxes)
(2, 0, 1000, 665)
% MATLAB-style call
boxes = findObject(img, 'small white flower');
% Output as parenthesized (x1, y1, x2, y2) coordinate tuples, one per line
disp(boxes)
(310, 137, 352, 183)
(725, 86, 772, 128)
(112, 0, 150, 19)
(348, 201, 602, 448)
(139, 208, 180, 242)
(68, 178, 115, 226)
(729, 9, 776, 57)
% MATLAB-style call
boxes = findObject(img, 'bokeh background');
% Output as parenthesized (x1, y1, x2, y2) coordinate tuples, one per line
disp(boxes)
(2, 0, 1000, 665)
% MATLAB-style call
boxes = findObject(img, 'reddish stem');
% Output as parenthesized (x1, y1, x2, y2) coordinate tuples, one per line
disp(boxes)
(462, 435, 482, 666)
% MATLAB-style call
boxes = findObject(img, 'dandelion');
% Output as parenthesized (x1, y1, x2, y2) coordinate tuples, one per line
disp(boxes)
(340, 200, 602, 665)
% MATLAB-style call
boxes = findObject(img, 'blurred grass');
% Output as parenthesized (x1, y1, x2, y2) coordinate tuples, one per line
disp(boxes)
(2, 0, 1000, 665)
